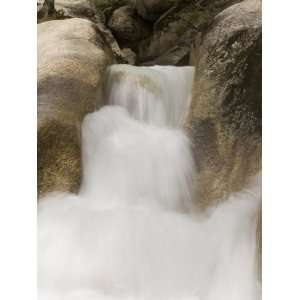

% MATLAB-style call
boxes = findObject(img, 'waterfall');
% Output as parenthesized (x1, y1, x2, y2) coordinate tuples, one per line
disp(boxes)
(38, 65, 261, 300)
(105, 65, 195, 127)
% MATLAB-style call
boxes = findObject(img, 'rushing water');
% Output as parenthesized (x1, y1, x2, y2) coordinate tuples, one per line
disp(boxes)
(38, 65, 261, 300)
(105, 65, 195, 127)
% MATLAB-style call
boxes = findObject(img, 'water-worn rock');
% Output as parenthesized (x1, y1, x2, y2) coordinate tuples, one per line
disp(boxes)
(187, 1, 262, 279)
(185, 0, 262, 208)
(37, 0, 130, 64)
(108, 5, 151, 49)
(121, 48, 137, 65)
(139, 0, 241, 65)
(136, 0, 177, 21)
(38, 0, 58, 21)
(38, 0, 99, 22)
(94, 0, 135, 21)
(38, 18, 113, 198)
(56, 0, 99, 20)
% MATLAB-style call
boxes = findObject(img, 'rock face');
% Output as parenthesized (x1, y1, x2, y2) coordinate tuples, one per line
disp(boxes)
(186, 0, 262, 278)
(38, 0, 99, 22)
(37, 0, 131, 64)
(136, 0, 177, 21)
(138, 0, 242, 65)
(108, 5, 151, 49)
(38, 1, 251, 66)
(38, 0, 57, 21)
(55, 0, 98, 20)
(121, 48, 137, 65)
(95, 0, 135, 20)
(185, 0, 262, 208)
(38, 18, 113, 198)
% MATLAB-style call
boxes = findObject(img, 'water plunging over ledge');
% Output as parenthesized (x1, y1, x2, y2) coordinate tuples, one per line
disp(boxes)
(106, 65, 195, 127)
(38, 65, 261, 300)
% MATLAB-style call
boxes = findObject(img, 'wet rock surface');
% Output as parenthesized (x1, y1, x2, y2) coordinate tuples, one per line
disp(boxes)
(185, 0, 262, 208)
(38, 18, 113, 197)
(107, 5, 151, 50)
(185, 1, 262, 279)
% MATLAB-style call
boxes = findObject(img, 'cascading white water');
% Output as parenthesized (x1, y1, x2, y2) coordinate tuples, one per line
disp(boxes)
(38, 65, 261, 300)
(105, 65, 195, 127)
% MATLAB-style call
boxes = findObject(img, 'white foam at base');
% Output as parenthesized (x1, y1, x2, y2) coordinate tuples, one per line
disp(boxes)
(38, 107, 261, 300)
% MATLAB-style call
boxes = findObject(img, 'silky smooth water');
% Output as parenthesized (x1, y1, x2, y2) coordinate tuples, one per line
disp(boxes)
(106, 65, 195, 127)
(38, 65, 261, 300)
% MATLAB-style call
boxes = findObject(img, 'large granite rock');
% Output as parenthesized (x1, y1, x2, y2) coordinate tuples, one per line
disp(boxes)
(37, 0, 131, 63)
(107, 5, 151, 49)
(95, 0, 134, 11)
(186, 0, 262, 278)
(38, 18, 113, 198)
(55, 0, 97, 19)
(139, 0, 241, 65)
(38, 0, 99, 22)
(185, 0, 262, 208)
